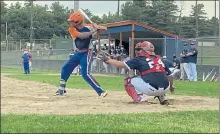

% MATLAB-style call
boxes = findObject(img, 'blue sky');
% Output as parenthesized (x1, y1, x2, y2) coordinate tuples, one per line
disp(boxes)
(4, 1, 219, 19)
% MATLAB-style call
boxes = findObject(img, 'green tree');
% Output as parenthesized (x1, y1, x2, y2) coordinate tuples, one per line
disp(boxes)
(121, 1, 144, 22)
(1, 1, 8, 40)
(148, 0, 179, 33)
(189, 3, 207, 37)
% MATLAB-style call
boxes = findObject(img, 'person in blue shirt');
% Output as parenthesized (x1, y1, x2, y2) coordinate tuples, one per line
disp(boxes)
(187, 43, 198, 81)
(22, 49, 30, 74)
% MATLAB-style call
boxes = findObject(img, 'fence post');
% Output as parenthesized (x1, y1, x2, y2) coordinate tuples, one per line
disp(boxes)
(164, 36, 167, 56)
(128, 37, 133, 76)
(129, 37, 131, 59)
(49, 39, 52, 47)
(201, 40, 204, 77)
(176, 36, 179, 56)
(20, 39, 22, 50)
(6, 40, 8, 51)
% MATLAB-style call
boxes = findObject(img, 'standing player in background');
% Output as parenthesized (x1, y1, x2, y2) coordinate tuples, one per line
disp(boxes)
(180, 43, 190, 81)
(102, 44, 109, 73)
(22, 49, 30, 74)
(187, 43, 198, 81)
(56, 11, 108, 97)
(28, 49, 33, 71)
(98, 41, 173, 105)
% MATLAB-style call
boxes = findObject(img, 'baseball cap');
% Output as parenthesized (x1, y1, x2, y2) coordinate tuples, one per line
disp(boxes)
(183, 43, 188, 46)
(162, 56, 167, 59)
(190, 43, 195, 45)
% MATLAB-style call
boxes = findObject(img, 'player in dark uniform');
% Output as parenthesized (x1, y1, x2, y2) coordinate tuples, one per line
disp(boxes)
(101, 41, 173, 105)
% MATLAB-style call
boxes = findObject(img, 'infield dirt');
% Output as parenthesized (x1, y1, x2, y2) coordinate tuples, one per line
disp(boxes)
(1, 76, 218, 115)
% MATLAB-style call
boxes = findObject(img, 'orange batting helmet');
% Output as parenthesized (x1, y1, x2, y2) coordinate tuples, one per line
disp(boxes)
(67, 12, 84, 26)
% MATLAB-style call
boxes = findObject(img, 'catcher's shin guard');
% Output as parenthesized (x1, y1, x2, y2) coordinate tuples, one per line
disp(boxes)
(124, 77, 141, 102)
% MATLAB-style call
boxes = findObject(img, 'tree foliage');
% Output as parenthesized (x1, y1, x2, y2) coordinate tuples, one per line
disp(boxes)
(0, 0, 218, 41)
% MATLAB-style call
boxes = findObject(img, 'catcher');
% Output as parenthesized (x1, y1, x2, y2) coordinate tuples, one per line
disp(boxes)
(56, 11, 108, 97)
(98, 41, 174, 105)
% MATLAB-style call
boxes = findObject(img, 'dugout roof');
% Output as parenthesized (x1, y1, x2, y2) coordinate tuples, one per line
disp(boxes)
(98, 20, 180, 57)
(100, 20, 178, 42)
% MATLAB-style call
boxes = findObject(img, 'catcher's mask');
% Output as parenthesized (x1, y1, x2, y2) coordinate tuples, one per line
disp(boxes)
(135, 41, 155, 57)
(68, 12, 84, 27)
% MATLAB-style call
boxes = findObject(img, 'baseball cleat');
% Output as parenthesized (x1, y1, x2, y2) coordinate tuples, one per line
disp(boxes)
(136, 94, 148, 103)
(100, 91, 108, 97)
(139, 97, 148, 103)
(55, 89, 66, 96)
(154, 96, 169, 106)
(160, 100, 169, 105)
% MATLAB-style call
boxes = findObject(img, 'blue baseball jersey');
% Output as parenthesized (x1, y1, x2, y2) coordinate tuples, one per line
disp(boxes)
(173, 58, 180, 69)
(68, 24, 93, 50)
(163, 59, 173, 68)
(124, 56, 170, 89)
(188, 48, 198, 64)
(22, 53, 29, 63)
(180, 49, 189, 63)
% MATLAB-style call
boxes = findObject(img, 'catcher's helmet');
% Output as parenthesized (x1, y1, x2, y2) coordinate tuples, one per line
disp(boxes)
(135, 41, 155, 57)
(67, 12, 84, 26)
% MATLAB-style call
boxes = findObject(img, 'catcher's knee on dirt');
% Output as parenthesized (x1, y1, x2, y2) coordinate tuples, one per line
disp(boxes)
(124, 77, 141, 102)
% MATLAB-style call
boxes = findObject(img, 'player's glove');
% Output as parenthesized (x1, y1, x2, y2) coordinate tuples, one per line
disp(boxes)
(97, 51, 111, 63)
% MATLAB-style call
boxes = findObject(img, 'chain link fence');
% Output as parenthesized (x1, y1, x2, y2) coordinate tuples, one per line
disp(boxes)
(196, 37, 219, 81)
(1, 38, 219, 81)
(1, 39, 129, 76)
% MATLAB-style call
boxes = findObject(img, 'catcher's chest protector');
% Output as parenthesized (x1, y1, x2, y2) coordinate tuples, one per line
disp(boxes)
(124, 77, 141, 102)
(140, 55, 165, 75)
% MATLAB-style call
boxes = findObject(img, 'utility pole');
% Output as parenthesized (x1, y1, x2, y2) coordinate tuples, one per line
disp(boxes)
(30, 0, 33, 50)
(117, 0, 120, 16)
(178, 1, 184, 37)
(5, 21, 8, 41)
(218, 0, 220, 93)
(74, 0, 79, 12)
(214, 0, 217, 37)
(195, 0, 199, 38)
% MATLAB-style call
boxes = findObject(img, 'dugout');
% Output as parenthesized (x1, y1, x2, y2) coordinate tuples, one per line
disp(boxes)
(98, 20, 189, 60)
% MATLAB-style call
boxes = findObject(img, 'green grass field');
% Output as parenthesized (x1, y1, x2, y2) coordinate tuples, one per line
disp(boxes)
(2, 67, 218, 97)
(2, 111, 218, 133)
(1, 67, 219, 133)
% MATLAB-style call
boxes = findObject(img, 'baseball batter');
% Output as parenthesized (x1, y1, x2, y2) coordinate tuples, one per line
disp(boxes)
(98, 41, 173, 105)
(56, 12, 108, 97)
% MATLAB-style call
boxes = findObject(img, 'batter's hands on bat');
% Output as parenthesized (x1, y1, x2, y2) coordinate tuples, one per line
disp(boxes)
(92, 23, 98, 31)
(92, 23, 107, 32)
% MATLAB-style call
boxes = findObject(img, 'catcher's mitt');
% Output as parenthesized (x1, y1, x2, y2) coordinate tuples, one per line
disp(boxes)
(97, 51, 111, 63)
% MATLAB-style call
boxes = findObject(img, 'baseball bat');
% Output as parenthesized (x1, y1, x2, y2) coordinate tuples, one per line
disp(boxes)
(78, 8, 93, 23)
